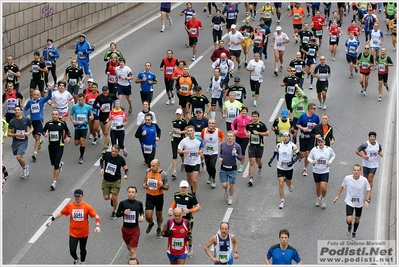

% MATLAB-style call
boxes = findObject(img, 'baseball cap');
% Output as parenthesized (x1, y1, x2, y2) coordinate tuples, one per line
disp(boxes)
(175, 108, 183, 114)
(281, 109, 289, 117)
(79, 33, 86, 38)
(282, 132, 290, 137)
(34, 51, 40, 56)
(180, 180, 189, 187)
(195, 109, 203, 113)
(87, 78, 94, 83)
(102, 85, 109, 91)
(231, 24, 237, 29)
(317, 136, 325, 142)
(234, 77, 240, 82)
(194, 85, 202, 91)
(74, 189, 84, 196)
(276, 26, 282, 31)
(114, 99, 121, 104)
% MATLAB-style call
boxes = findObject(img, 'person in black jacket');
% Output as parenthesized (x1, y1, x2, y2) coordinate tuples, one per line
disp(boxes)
(311, 113, 334, 147)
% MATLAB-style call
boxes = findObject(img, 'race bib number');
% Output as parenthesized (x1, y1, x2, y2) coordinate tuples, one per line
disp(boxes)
(218, 251, 230, 263)
(72, 209, 84, 221)
(49, 131, 59, 142)
(302, 36, 310, 44)
(294, 13, 300, 19)
(330, 35, 337, 42)
(349, 46, 355, 53)
(166, 67, 174, 75)
(124, 211, 136, 223)
(78, 52, 85, 59)
(251, 134, 260, 144)
(31, 103, 40, 113)
(7, 104, 15, 113)
(265, 12, 271, 18)
(108, 75, 116, 83)
(176, 203, 187, 216)
(296, 104, 304, 112)
(227, 111, 236, 119)
(172, 128, 181, 138)
(6, 72, 14, 80)
(295, 65, 302, 72)
(181, 85, 189, 92)
(45, 61, 53, 68)
(306, 122, 315, 130)
(190, 28, 197, 35)
(227, 13, 235, 19)
(213, 24, 221, 31)
(76, 114, 86, 123)
(143, 144, 152, 154)
(186, 15, 192, 21)
(69, 79, 77, 86)
(319, 73, 327, 81)
(378, 64, 386, 72)
(234, 91, 242, 99)
(16, 130, 26, 140)
(281, 161, 290, 167)
(105, 162, 117, 175)
(316, 30, 323, 36)
(361, 62, 369, 69)
(309, 48, 316, 56)
(189, 149, 199, 157)
(372, 39, 378, 45)
(172, 238, 184, 250)
(147, 178, 158, 190)
(317, 159, 327, 165)
(287, 85, 295, 94)
(351, 196, 360, 204)
(244, 32, 250, 38)
(32, 65, 39, 73)
(102, 103, 111, 112)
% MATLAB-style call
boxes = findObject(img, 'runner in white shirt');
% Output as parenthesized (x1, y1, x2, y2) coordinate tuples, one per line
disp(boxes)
(211, 53, 234, 81)
(227, 25, 245, 70)
(178, 125, 204, 197)
(49, 81, 74, 121)
(307, 136, 336, 209)
(246, 53, 265, 107)
(271, 26, 290, 76)
(333, 164, 371, 241)
(115, 58, 134, 114)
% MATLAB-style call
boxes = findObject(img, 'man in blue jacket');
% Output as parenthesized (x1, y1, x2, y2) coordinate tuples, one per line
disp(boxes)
(135, 113, 161, 168)
(75, 34, 93, 78)
(42, 38, 60, 88)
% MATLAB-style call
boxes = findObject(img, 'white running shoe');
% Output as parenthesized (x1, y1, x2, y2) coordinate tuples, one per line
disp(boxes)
(170, 97, 175, 104)
(88, 133, 93, 139)
(166, 99, 171, 105)
(228, 197, 233, 205)
(278, 200, 285, 209)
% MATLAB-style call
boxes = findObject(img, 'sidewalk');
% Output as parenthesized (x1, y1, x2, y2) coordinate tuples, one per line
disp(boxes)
(17, 2, 161, 96)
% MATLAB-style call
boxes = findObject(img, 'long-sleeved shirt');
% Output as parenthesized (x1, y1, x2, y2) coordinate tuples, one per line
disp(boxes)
(24, 90, 52, 121)
(75, 41, 92, 61)
(42, 44, 60, 63)
(135, 123, 161, 147)
(219, 141, 242, 171)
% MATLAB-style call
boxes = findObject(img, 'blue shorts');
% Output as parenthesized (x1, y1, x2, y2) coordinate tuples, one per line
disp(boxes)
(118, 84, 132, 95)
(167, 253, 187, 262)
(313, 172, 329, 183)
(219, 169, 237, 184)
(32, 120, 43, 135)
(363, 166, 377, 175)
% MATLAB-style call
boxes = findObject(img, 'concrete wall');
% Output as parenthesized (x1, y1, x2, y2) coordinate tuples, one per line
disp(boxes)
(2, 2, 139, 70)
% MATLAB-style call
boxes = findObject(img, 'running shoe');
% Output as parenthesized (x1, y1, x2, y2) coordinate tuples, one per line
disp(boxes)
(207, 177, 212, 184)
(92, 138, 98, 145)
(59, 161, 64, 172)
(302, 168, 308, 176)
(257, 168, 262, 175)
(156, 228, 162, 239)
(146, 222, 155, 234)
(248, 178, 254, 186)
(74, 259, 79, 265)
(288, 184, 293, 192)
(79, 157, 84, 164)
(274, 70, 278, 77)
(181, 164, 185, 171)
(123, 149, 128, 157)
(88, 133, 93, 139)
(238, 165, 243, 173)
(102, 147, 107, 154)
(322, 103, 327, 110)
(211, 179, 216, 188)
(351, 232, 356, 241)
(279, 65, 283, 72)
(349, 73, 353, 78)
(253, 101, 257, 107)
(277, 19, 280, 24)
(166, 99, 171, 105)
(188, 248, 193, 257)
(185, 43, 189, 48)
(238, 64, 241, 70)
(224, 189, 228, 199)
(244, 61, 248, 68)
(318, 103, 323, 109)
(170, 97, 175, 104)
(169, 19, 173, 27)
(128, 106, 132, 114)
(321, 201, 327, 209)
(201, 160, 205, 170)
(228, 197, 233, 205)
(332, 57, 335, 61)
(191, 56, 196, 61)
(354, 66, 358, 73)
(252, 15, 256, 21)
(278, 200, 285, 209)
(378, 96, 382, 102)
(110, 211, 117, 220)
(160, 28, 165, 32)
(347, 224, 352, 236)
(363, 90, 367, 96)
(315, 199, 320, 207)
(386, 86, 390, 92)
(39, 138, 44, 150)
(50, 181, 56, 190)
(204, 7, 207, 12)
(309, 84, 313, 89)
(32, 152, 37, 161)
(171, 171, 177, 180)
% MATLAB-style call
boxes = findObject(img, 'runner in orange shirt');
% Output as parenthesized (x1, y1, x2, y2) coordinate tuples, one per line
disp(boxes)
(46, 189, 101, 264)
(289, 2, 306, 37)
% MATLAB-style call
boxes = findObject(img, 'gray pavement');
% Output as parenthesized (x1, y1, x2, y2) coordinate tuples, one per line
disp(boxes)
(2, 2, 397, 265)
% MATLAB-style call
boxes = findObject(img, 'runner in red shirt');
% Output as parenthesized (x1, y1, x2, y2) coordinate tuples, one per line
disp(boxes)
(105, 54, 119, 95)
(311, 10, 327, 47)
(328, 19, 344, 60)
(347, 19, 362, 38)
(185, 13, 203, 61)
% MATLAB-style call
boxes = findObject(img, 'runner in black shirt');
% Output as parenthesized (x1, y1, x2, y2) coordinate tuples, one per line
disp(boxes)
(187, 86, 211, 118)
(169, 108, 187, 179)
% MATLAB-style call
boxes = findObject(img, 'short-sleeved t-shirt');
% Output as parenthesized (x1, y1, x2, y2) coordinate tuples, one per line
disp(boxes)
(266, 244, 301, 264)
(60, 201, 98, 238)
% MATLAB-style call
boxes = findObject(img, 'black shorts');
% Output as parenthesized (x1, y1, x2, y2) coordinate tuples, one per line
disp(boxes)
(229, 49, 241, 58)
(171, 138, 184, 159)
(392, 32, 397, 37)
(32, 120, 43, 135)
(313, 30, 323, 39)
(145, 194, 164, 212)
(346, 54, 357, 64)
(284, 94, 294, 112)
(363, 166, 377, 175)
(316, 81, 328, 93)
(248, 145, 264, 158)
(164, 77, 174, 93)
(226, 19, 237, 30)
(48, 145, 64, 170)
(352, 5, 358, 11)
(249, 3, 258, 6)
(5, 113, 15, 123)
(211, 97, 223, 107)
(179, 95, 190, 109)
(337, 2, 345, 9)
(68, 85, 80, 95)
(329, 37, 339, 45)
(189, 37, 198, 47)
(213, 29, 223, 43)
(313, 172, 329, 183)
(140, 91, 153, 103)
(160, 7, 171, 13)
(117, 84, 132, 95)
(185, 164, 200, 172)
(370, 3, 377, 10)
(235, 136, 249, 156)
(30, 80, 44, 91)
(293, 24, 303, 30)
(299, 137, 314, 152)
(378, 73, 388, 83)
(306, 57, 316, 66)
(274, 3, 282, 8)
(99, 115, 109, 124)
(346, 204, 363, 217)
(292, 117, 299, 130)
(277, 168, 293, 180)
(74, 129, 88, 140)
(359, 71, 370, 76)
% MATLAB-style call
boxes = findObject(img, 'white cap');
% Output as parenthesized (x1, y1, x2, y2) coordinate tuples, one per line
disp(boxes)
(231, 24, 237, 29)
(276, 26, 282, 31)
(87, 78, 94, 82)
(175, 108, 183, 114)
(180, 180, 189, 187)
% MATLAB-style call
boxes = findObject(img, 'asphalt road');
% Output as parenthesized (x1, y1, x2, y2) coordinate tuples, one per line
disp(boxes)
(2, 2, 397, 265)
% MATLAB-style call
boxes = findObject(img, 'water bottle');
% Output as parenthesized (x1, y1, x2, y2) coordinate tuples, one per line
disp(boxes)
(207, 87, 211, 92)
(231, 147, 236, 157)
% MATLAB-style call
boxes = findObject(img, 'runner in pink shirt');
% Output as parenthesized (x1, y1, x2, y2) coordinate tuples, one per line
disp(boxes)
(231, 106, 252, 173)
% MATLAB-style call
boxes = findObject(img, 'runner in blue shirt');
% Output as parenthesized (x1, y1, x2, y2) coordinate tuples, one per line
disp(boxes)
(265, 229, 302, 264)
(135, 62, 158, 104)
(24, 89, 52, 161)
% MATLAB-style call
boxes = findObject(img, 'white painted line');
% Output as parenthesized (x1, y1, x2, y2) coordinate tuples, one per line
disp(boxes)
(242, 162, 250, 178)
(28, 197, 71, 244)
(269, 98, 285, 122)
